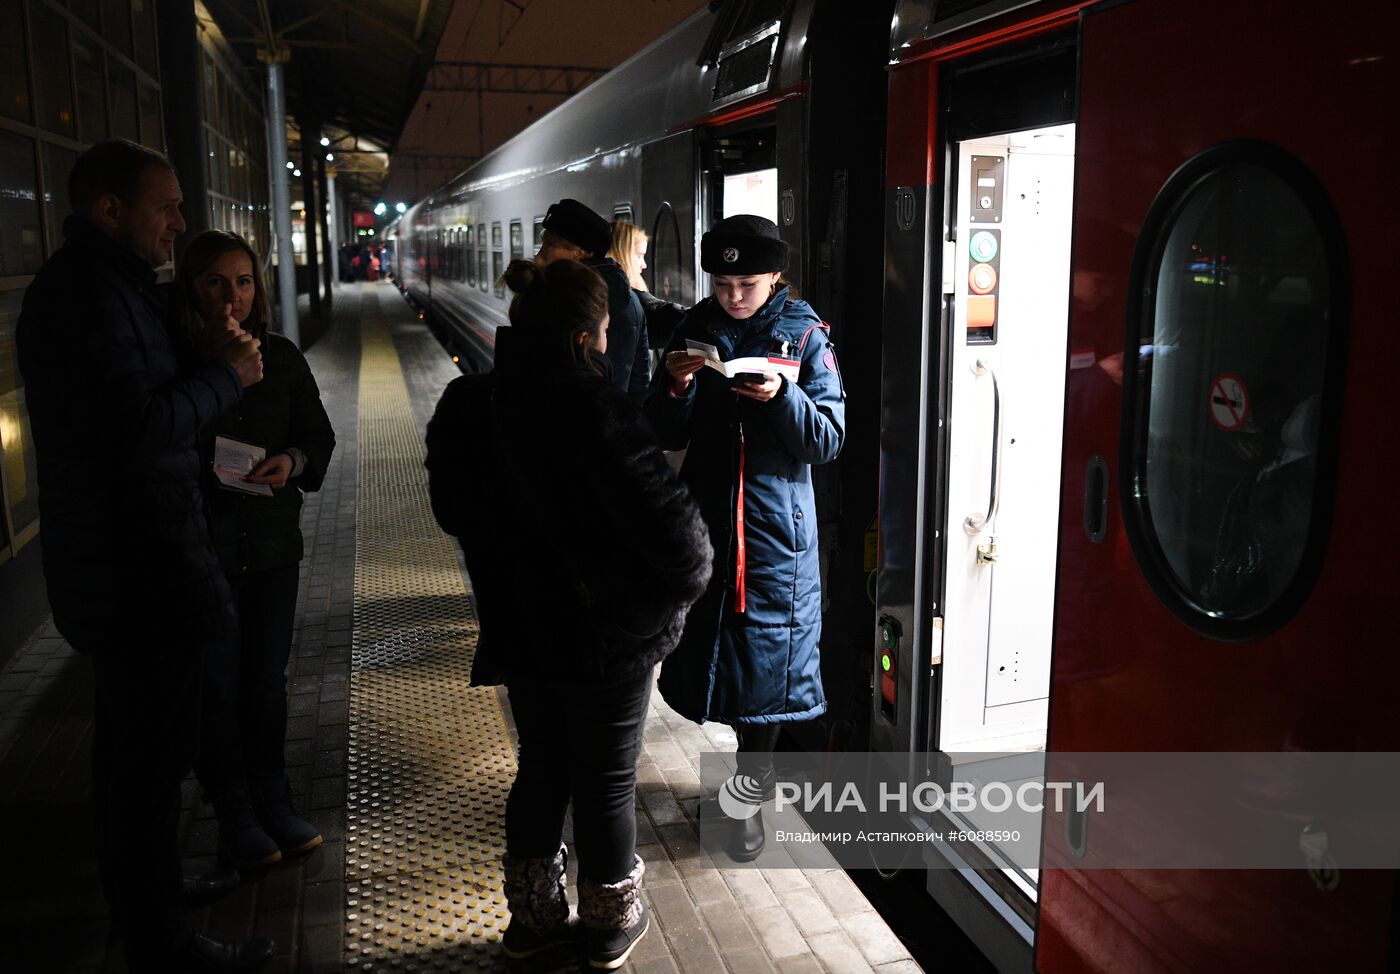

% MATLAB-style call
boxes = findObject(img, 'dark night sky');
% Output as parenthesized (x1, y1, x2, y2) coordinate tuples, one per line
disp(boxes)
(383, 0, 707, 204)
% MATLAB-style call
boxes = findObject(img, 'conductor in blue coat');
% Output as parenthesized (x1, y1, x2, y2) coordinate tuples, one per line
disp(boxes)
(645, 215, 845, 859)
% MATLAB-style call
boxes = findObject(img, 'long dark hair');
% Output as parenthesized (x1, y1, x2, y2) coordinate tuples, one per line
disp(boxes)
(173, 230, 272, 340)
(503, 258, 609, 373)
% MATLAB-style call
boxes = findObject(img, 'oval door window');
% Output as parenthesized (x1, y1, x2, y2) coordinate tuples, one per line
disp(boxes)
(1124, 142, 1347, 638)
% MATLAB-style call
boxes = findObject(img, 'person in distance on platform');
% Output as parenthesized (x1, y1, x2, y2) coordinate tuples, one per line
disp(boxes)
(16, 139, 274, 971)
(609, 219, 685, 364)
(535, 198, 651, 402)
(172, 229, 336, 872)
(425, 258, 711, 969)
(645, 214, 846, 862)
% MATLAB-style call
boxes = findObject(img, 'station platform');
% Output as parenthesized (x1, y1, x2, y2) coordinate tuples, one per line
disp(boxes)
(0, 282, 922, 974)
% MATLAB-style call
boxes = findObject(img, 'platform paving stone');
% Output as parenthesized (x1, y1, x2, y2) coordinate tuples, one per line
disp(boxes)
(0, 281, 921, 973)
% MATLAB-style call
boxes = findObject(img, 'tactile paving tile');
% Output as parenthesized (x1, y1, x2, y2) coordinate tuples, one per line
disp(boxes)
(347, 321, 518, 972)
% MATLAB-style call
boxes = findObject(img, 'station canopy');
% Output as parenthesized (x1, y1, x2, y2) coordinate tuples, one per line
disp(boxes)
(200, 0, 456, 205)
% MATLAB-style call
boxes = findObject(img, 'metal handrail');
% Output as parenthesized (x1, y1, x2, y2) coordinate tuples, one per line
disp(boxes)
(964, 358, 1003, 535)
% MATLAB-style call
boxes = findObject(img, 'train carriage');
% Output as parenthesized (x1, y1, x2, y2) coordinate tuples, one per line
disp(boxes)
(395, 0, 1400, 969)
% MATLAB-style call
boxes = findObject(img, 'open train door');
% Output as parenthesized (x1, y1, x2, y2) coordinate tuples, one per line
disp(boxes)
(1039, 0, 1399, 970)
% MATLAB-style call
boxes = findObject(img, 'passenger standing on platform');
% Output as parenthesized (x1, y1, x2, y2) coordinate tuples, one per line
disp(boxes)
(173, 230, 336, 871)
(535, 198, 651, 402)
(425, 259, 711, 969)
(645, 215, 845, 861)
(15, 140, 274, 971)
(609, 219, 685, 361)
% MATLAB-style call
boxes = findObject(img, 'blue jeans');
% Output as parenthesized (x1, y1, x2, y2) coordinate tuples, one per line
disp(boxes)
(505, 670, 653, 883)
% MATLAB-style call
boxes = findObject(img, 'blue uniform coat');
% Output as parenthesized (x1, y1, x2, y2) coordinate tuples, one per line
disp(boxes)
(645, 287, 845, 724)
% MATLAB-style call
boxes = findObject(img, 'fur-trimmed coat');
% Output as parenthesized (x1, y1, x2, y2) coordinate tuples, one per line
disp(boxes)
(425, 332, 712, 685)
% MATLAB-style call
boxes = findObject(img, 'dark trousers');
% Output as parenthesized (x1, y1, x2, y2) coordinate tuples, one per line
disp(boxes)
(91, 640, 203, 962)
(505, 671, 653, 884)
(198, 564, 300, 798)
(735, 723, 782, 788)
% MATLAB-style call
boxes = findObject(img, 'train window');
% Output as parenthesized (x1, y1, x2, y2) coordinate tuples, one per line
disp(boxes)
(491, 222, 504, 298)
(1124, 142, 1346, 639)
(478, 225, 488, 291)
(467, 223, 477, 287)
(648, 202, 684, 304)
(509, 220, 523, 260)
(532, 218, 544, 252)
(700, 0, 784, 66)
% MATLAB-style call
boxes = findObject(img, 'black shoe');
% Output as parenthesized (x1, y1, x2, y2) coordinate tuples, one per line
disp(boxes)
(181, 931, 276, 971)
(730, 806, 765, 862)
(587, 904, 649, 970)
(695, 797, 765, 861)
(182, 866, 241, 908)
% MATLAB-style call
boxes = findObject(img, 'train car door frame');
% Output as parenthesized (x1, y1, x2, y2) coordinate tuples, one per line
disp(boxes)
(872, 30, 1080, 966)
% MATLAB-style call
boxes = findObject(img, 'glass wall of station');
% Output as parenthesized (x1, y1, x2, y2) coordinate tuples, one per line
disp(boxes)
(0, 0, 162, 564)
(199, 30, 270, 263)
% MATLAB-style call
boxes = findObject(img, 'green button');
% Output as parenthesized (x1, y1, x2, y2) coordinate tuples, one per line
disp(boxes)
(970, 231, 998, 263)
(881, 654, 892, 673)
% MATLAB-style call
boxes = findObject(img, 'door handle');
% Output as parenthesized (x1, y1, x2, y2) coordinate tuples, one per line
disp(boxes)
(964, 359, 1003, 536)
(1083, 455, 1109, 543)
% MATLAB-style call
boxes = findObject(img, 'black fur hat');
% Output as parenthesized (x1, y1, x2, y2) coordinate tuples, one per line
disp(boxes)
(541, 198, 612, 258)
(700, 214, 788, 275)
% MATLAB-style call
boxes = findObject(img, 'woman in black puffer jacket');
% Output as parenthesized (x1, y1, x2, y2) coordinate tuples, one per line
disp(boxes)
(173, 230, 336, 872)
(425, 258, 711, 970)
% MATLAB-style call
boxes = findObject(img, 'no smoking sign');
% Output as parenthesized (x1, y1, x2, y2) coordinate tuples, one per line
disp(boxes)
(1209, 373, 1250, 432)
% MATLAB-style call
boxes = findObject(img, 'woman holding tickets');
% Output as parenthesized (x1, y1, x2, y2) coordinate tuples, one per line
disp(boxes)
(425, 259, 711, 969)
(645, 214, 845, 861)
(173, 230, 336, 869)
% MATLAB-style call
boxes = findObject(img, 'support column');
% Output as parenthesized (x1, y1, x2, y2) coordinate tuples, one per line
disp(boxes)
(299, 118, 322, 319)
(261, 52, 300, 347)
(156, 0, 209, 254)
(317, 152, 333, 305)
(326, 171, 339, 282)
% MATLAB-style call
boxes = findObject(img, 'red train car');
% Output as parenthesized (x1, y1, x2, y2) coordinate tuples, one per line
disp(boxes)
(874, 0, 1399, 969)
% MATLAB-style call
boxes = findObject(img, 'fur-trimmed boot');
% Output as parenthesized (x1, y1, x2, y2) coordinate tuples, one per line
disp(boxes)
(577, 854, 648, 970)
(502, 844, 580, 959)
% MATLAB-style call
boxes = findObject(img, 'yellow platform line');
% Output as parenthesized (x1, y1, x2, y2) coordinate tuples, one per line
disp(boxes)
(346, 319, 517, 972)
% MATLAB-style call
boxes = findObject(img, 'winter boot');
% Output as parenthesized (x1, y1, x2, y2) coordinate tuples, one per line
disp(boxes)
(214, 793, 282, 869)
(253, 776, 322, 858)
(502, 844, 580, 959)
(577, 854, 648, 970)
(697, 773, 769, 862)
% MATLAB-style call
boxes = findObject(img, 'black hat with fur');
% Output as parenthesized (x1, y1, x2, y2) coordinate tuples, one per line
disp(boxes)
(700, 214, 788, 275)
(541, 198, 612, 258)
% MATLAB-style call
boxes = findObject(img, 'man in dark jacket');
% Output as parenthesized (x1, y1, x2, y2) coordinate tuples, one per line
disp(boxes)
(16, 140, 272, 971)
(536, 198, 651, 401)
